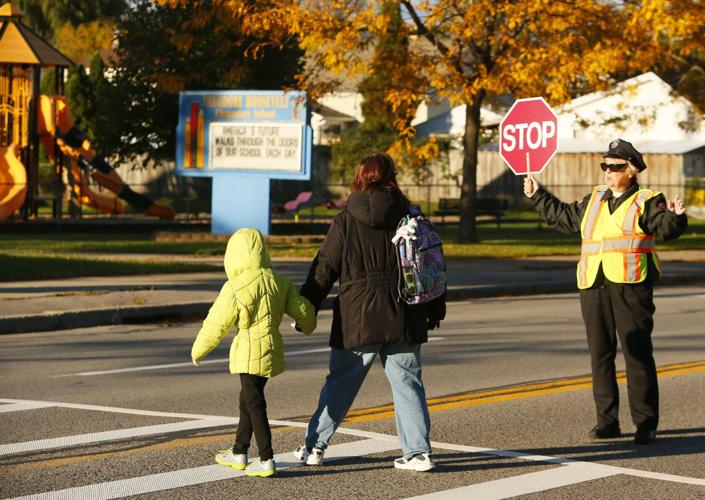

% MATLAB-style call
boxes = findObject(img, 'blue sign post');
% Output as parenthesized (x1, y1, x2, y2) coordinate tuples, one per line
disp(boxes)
(175, 90, 312, 235)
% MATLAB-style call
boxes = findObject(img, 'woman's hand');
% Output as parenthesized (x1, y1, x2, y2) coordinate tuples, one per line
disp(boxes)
(667, 196, 686, 215)
(523, 177, 538, 198)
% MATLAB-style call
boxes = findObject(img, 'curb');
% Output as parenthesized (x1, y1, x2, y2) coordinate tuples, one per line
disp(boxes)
(0, 302, 211, 335)
(154, 232, 326, 244)
(1, 275, 703, 335)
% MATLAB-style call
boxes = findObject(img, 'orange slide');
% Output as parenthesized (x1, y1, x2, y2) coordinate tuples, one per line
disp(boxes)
(0, 143, 27, 220)
(38, 95, 175, 218)
(0, 95, 175, 220)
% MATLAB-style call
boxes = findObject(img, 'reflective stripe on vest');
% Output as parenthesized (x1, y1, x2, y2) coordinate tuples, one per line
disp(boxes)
(616, 190, 656, 282)
(623, 190, 653, 235)
(578, 187, 608, 288)
(602, 237, 655, 252)
(602, 236, 655, 282)
(577, 187, 659, 288)
(583, 187, 608, 239)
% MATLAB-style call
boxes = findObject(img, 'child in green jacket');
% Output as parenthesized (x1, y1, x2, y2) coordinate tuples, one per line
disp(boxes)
(191, 228, 316, 477)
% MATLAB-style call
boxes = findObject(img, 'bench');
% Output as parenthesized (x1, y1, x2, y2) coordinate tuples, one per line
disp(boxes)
(434, 197, 509, 227)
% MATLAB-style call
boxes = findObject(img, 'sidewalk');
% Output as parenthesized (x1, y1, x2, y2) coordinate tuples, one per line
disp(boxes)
(1, 251, 704, 334)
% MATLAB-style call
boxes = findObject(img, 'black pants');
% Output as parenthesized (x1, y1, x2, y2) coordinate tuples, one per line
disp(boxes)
(232, 374, 273, 461)
(580, 282, 658, 431)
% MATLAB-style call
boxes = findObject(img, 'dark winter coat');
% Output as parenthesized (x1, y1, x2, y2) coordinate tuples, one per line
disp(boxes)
(300, 189, 446, 350)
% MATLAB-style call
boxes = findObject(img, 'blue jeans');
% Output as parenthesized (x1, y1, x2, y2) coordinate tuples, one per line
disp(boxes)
(305, 342, 431, 459)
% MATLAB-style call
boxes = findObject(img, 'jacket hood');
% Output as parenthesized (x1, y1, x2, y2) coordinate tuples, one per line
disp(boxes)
(346, 189, 409, 230)
(224, 228, 271, 280)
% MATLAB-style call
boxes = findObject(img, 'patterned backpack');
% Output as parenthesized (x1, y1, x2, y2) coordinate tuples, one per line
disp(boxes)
(393, 205, 447, 304)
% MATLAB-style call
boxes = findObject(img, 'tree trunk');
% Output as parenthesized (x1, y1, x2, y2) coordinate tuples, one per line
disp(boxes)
(458, 90, 485, 243)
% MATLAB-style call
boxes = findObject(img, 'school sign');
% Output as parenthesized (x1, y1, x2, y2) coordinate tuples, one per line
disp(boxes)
(176, 90, 312, 234)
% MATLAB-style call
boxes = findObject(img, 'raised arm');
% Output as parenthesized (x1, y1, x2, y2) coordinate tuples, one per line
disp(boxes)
(640, 193, 688, 240)
(191, 282, 238, 362)
(525, 178, 587, 234)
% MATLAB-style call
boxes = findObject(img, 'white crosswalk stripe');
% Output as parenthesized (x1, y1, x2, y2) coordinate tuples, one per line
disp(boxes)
(407, 463, 621, 499)
(0, 401, 56, 413)
(3, 398, 705, 499)
(0, 418, 234, 457)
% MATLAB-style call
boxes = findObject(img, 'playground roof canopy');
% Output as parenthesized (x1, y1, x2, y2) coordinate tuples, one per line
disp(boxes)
(0, 3, 73, 67)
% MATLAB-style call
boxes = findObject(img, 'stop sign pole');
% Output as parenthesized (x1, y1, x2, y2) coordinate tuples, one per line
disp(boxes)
(499, 97, 559, 179)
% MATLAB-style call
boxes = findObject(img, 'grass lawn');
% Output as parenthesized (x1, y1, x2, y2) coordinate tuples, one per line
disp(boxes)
(0, 253, 215, 282)
(0, 233, 228, 256)
(1, 218, 702, 280)
(438, 217, 705, 258)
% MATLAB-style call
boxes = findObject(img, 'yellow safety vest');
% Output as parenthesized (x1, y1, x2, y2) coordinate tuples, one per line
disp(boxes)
(577, 186, 662, 289)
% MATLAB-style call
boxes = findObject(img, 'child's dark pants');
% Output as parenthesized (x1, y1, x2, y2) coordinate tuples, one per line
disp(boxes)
(233, 373, 273, 461)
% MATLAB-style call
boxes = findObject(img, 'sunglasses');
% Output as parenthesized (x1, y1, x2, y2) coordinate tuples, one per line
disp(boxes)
(600, 162, 629, 172)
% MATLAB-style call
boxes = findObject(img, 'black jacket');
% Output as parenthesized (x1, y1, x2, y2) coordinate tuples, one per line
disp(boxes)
(300, 189, 446, 350)
(531, 183, 688, 287)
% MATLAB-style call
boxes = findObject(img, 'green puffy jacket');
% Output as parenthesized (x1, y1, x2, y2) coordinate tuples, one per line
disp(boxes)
(191, 228, 316, 377)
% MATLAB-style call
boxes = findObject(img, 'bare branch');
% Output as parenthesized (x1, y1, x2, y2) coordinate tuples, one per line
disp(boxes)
(400, 1, 452, 58)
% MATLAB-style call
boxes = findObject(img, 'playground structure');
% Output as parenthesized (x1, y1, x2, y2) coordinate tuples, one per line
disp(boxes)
(0, 3, 175, 222)
(272, 191, 346, 223)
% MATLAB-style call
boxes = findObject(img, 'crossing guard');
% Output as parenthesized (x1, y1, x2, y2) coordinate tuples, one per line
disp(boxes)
(524, 138, 688, 445)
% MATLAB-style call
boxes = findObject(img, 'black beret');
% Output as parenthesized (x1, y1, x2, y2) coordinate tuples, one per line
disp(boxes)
(604, 138, 647, 172)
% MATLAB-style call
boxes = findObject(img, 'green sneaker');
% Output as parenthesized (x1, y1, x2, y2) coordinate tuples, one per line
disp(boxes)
(215, 450, 247, 470)
(245, 458, 276, 477)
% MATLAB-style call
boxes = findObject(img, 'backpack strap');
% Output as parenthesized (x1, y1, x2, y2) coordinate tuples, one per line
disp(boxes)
(408, 204, 422, 217)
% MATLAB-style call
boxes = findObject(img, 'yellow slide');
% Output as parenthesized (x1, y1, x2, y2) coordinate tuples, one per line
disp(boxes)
(0, 144, 27, 221)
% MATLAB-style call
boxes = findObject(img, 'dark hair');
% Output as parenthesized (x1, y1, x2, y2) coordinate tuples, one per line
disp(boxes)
(352, 152, 409, 203)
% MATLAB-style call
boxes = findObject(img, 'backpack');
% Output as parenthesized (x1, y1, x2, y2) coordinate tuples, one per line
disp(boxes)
(393, 205, 447, 304)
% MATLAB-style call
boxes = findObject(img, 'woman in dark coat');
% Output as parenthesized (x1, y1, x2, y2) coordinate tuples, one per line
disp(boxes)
(293, 152, 446, 472)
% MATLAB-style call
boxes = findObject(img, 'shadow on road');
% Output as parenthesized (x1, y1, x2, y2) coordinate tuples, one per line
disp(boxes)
(516, 427, 705, 462)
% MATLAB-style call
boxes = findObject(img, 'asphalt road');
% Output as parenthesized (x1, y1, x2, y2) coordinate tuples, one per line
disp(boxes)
(2, 286, 705, 499)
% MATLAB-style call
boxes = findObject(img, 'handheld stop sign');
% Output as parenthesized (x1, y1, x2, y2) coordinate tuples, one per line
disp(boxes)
(499, 97, 558, 178)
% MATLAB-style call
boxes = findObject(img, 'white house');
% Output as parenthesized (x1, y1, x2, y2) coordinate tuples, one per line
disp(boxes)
(413, 103, 503, 139)
(410, 72, 705, 149)
(312, 91, 504, 146)
(311, 93, 364, 146)
(557, 72, 705, 144)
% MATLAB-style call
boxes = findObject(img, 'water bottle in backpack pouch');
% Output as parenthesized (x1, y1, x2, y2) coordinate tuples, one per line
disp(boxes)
(393, 205, 447, 304)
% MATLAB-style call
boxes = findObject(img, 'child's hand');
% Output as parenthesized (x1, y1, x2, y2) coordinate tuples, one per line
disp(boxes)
(192, 359, 200, 367)
(291, 322, 303, 333)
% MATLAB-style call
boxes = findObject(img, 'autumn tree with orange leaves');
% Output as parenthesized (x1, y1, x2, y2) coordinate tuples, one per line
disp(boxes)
(158, 0, 704, 242)
(623, 0, 705, 114)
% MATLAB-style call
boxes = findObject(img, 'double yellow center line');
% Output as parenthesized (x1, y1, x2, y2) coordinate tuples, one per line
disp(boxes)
(339, 358, 705, 423)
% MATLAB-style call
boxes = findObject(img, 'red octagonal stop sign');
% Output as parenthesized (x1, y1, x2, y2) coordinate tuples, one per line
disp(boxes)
(500, 97, 558, 175)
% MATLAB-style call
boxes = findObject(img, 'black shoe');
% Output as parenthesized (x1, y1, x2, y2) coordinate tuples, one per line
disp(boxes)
(589, 424, 622, 440)
(634, 428, 656, 445)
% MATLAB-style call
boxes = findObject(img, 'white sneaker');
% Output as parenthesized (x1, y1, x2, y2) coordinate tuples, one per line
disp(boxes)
(394, 452, 435, 472)
(293, 445, 325, 465)
(245, 458, 276, 477)
(214, 450, 247, 470)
